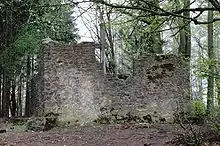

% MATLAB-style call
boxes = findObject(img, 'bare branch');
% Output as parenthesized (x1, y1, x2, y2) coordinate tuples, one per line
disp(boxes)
(92, 0, 220, 24)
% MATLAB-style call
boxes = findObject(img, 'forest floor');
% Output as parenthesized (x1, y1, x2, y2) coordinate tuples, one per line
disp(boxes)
(0, 123, 220, 146)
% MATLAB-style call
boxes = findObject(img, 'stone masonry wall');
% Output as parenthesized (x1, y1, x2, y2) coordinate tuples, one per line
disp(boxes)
(43, 42, 106, 123)
(103, 55, 190, 122)
(43, 42, 190, 123)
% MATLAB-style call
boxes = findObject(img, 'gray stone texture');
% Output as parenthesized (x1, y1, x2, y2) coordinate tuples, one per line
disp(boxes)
(104, 55, 190, 122)
(43, 42, 106, 123)
(42, 43, 190, 123)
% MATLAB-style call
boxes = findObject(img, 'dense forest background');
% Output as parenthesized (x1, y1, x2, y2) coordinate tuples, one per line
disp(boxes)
(0, 0, 220, 124)
(0, 0, 79, 118)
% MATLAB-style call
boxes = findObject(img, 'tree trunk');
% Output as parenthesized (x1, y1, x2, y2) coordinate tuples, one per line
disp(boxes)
(198, 46, 204, 99)
(179, 27, 186, 55)
(207, 2, 214, 114)
(0, 66, 2, 117)
(106, 9, 117, 74)
(217, 78, 220, 106)
(99, 5, 106, 74)
(2, 69, 10, 118)
(179, 0, 191, 58)
(17, 76, 22, 117)
(25, 56, 31, 117)
(30, 56, 35, 115)
(154, 32, 163, 54)
(153, 0, 163, 54)
(10, 80, 16, 117)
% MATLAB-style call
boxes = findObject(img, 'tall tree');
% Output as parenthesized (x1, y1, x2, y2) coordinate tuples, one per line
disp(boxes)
(105, 4, 117, 74)
(2, 70, 10, 118)
(178, 0, 191, 58)
(25, 56, 31, 117)
(32, 0, 79, 42)
(0, 66, 2, 117)
(10, 80, 16, 117)
(17, 77, 22, 117)
(207, 1, 215, 114)
(98, 4, 107, 74)
(0, 0, 79, 117)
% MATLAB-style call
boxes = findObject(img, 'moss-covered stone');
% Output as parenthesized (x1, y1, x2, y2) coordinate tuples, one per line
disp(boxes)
(26, 117, 45, 132)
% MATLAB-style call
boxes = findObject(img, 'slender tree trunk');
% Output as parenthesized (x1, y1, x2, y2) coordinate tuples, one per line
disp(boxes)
(106, 9, 117, 74)
(17, 76, 22, 117)
(30, 56, 35, 115)
(99, 5, 106, 74)
(5, 76, 10, 118)
(2, 70, 5, 117)
(0, 66, 2, 117)
(10, 79, 16, 117)
(153, 0, 163, 54)
(216, 29, 220, 106)
(178, 0, 191, 58)
(207, 2, 215, 114)
(198, 47, 204, 99)
(179, 27, 186, 54)
(177, 0, 185, 55)
(183, 0, 191, 58)
(217, 78, 220, 106)
(1, 0, 9, 118)
(154, 32, 163, 54)
(177, 0, 191, 99)
(25, 56, 31, 117)
(2, 69, 10, 118)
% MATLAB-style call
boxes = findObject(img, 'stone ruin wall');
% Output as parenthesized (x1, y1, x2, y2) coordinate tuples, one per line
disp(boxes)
(132, 55, 190, 121)
(42, 43, 190, 123)
(103, 55, 190, 122)
(43, 42, 106, 123)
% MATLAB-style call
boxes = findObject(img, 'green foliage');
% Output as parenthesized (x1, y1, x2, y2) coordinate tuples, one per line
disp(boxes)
(0, 24, 43, 75)
(26, 113, 58, 132)
(11, 118, 28, 125)
(217, 78, 220, 103)
(30, 0, 79, 43)
(112, 0, 164, 74)
(187, 100, 206, 124)
(12, 25, 43, 54)
(208, 106, 220, 131)
(26, 117, 45, 132)
(197, 59, 220, 78)
(189, 100, 206, 117)
(44, 112, 59, 131)
(119, 16, 162, 58)
(0, 0, 79, 76)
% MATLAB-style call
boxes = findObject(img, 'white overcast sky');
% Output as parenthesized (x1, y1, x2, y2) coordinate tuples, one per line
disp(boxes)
(72, 1, 96, 42)
(72, 0, 201, 43)
(72, 0, 123, 43)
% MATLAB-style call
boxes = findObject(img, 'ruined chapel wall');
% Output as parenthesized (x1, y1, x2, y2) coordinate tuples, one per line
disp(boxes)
(102, 55, 190, 122)
(42, 43, 190, 123)
(132, 55, 190, 120)
(43, 43, 106, 123)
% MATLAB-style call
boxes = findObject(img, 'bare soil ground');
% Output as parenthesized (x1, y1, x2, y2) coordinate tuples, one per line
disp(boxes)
(1, 123, 220, 146)
(0, 124, 182, 146)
